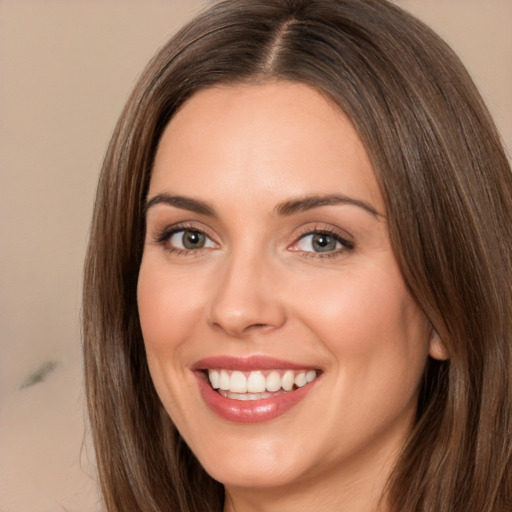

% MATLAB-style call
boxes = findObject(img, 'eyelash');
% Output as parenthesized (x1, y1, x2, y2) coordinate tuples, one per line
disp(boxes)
(153, 224, 355, 259)
(291, 226, 355, 259)
(154, 223, 217, 257)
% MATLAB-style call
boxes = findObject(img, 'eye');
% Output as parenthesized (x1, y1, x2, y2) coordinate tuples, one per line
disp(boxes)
(296, 233, 342, 253)
(168, 229, 216, 250)
(290, 229, 354, 257)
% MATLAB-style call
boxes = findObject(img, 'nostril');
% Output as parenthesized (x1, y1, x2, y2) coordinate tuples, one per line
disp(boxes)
(243, 322, 276, 335)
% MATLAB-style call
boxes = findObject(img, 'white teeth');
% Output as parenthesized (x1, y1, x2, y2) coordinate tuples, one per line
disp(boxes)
(207, 368, 318, 395)
(294, 372, 307, 388)
(209, 369, 220, 389)
(219, 390, 276, 401)
(282, 370, 294, 391)
(219, 370, 230, 391)
(306, 370, 316, 383)
(247, 371, 266, 393)
(266, 371, 281, 392)
(230, 371, 247, 393)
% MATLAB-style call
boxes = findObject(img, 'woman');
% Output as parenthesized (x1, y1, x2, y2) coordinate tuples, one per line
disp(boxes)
(83, 0, 512, 511)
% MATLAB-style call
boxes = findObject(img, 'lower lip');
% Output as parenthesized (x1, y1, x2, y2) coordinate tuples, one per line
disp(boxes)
(196, 372, 317, 423)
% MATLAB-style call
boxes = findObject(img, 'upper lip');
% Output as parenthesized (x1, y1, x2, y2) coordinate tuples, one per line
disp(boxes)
(192, 355, 319, 372)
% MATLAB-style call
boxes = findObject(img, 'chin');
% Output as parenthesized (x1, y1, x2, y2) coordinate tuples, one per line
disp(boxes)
(204, 456, 301, 490)
(185, 425, 315, 491)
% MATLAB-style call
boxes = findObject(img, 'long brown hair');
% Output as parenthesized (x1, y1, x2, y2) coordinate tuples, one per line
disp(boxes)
(83, 1, 512, 510)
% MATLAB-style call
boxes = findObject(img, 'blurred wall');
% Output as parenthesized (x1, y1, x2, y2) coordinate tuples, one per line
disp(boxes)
(0, 1, 510, 511)
(0, 2, 209, 510)
(398, 0, 512, 153)
(0, 0, 210, 399)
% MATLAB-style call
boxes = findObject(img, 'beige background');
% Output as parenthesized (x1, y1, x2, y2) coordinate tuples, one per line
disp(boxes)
(0, 1, 510, 510)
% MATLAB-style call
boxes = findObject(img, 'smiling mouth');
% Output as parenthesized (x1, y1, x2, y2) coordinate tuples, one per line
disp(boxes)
(206, 369, 319, 401)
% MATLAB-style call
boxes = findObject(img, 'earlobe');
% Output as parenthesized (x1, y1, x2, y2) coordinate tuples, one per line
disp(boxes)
(428, 330, 449, 360)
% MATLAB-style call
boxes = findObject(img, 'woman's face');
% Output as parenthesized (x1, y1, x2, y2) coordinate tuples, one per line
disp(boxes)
(138, 82, 439, 498)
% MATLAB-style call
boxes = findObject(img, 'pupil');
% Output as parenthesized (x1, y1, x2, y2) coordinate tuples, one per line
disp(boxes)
(183, 231, 205, 249)
(312, 234, 336, 252)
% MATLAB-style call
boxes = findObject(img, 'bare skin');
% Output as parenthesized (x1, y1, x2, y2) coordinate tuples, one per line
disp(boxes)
(138, 82, 446, 512)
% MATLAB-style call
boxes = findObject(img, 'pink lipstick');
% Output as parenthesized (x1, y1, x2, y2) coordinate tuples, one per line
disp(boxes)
(193, 356, 320, 423)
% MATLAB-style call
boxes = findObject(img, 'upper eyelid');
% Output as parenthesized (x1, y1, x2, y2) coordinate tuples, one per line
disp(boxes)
(292, 231, 353, 250)
(152, 222, 218, 246)
(291, 223, 354, 242)
(152, 220, 214, 235)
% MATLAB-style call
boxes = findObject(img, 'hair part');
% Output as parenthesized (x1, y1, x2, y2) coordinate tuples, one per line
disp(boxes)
(83, 1, 512, 510)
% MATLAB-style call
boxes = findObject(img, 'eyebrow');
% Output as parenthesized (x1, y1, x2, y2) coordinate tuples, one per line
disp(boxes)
(144, 192, 381, 218)
(275, 194, 381, 217)
(145, 194, 217, 217)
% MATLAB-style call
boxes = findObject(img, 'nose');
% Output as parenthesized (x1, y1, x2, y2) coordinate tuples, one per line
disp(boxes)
(207, 249, 287, 338)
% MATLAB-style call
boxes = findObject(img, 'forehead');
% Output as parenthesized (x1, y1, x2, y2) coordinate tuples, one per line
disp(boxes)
(150, 82, 383, 213)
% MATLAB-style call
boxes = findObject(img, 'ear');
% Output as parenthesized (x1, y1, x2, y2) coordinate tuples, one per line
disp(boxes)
(428, 328, 449, 361)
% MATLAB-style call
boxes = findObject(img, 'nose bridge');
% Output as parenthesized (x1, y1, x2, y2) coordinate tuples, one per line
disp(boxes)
(208, 240, 285, 336)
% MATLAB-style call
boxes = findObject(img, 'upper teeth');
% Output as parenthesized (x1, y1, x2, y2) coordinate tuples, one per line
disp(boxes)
(208, 369, 317, 394)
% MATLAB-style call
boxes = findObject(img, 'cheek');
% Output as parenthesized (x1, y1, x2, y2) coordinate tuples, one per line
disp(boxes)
(137, 257, 209, 426)
(137, 258, 207, 356)
(294, 264, 430, 393)
(291, 267, 431, 457)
